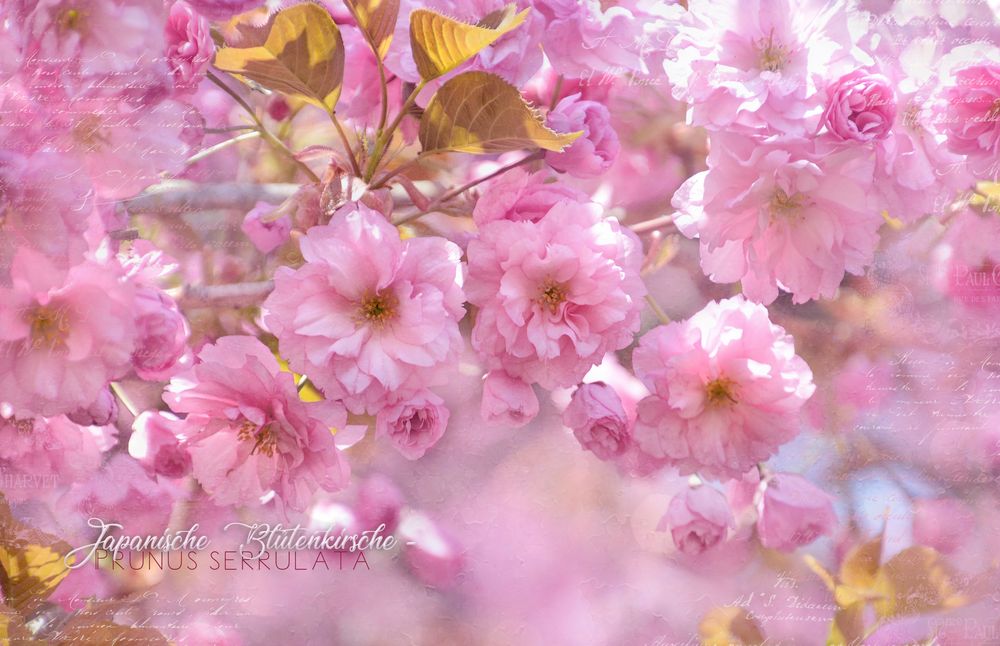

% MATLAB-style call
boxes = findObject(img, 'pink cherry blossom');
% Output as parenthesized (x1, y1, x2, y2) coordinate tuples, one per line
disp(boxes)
(263, 203, 465, 415)
(821, 70, 897, 142)
(665, 0, 870, 135)
(129, 411, 193, 479)
(0, 248, 136, 418)
(166, 1, 214, 93)
(375, 390, 450, 460)
(660, 485, 735, 555)
(673, 133, 883, 304)
(354, 474, 405, 533)
(468, 200, 645, 389)
(545, 94, 620, 178)
(480, 370, 539, 428)
(563, 382, 631, 460)
(0, 415, 103, 502)
(632, 297, 815, 480)
(756, 473, 836, 551)
(534, 0, 648, 80)
(131, 286, 191, 382)
(164, 335, 350, 512)
(472, 169, 587, 227)
(938, 51, 1000, 178)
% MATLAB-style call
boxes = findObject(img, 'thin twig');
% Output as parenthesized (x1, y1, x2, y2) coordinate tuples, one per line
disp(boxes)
(206, 70, 321, 183)
(365, 80, 426, 181)
(330, 112, 362, 177)
(180, 280, 275, 308)
(630, 214, 675, 234)
(125, 182, 299, 214)
(184, 130, 261, 165)
(644, 294, 672, 325)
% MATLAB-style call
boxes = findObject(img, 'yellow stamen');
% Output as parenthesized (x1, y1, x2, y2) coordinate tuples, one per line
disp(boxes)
(359, 291, 398, 328)
(538, 280, 567, 313)
(705, 377, 738, 406)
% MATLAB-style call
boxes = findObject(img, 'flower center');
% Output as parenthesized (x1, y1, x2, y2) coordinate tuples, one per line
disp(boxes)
(705, 377, 738, 406)
(755, 30, 789, 73)
(237, 419, 278, 458)
(359, 291, 398, 328)
(27, 305, 70, 350)
(59, 8, 84, 31)
(538, 280, 567, 313)
(769, 189, 805, 220)
(72, 114, 109, 151)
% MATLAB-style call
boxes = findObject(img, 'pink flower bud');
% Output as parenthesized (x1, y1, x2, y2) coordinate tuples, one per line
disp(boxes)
(399, 512, 464, 589)
(821, 70, 896, 142)
(132, 286, 190, 382)
(757, 473, 837, 552)
(545, 94, 620, 178)
(67, 388, 118, 427)
(563, 382, 631, 460)
(354, 474, 405, 534)
(481, 371, 539, 428)
(660, 486, 734, 555)
(376, 390, 449, 460)
(241, 201, 292, 254)
(129, 411, 192, 479)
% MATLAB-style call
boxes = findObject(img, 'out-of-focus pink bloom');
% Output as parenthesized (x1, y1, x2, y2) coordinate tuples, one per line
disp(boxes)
(164, 336, 350, 512)
(132, 286, 191, 381)
(174, 615, 245, 646)
(375, 390, 449, 460)
(241, 201, 292, 254)
(563, 382, 631, 460)
(338, 25, 383, 128)
(0, 415, 103, 502)
(660, 485, 735, 555)
(632, 297, 815, 480)
(821, 70, 897, 142)
(16, 0, 170, 97)
(398, 511, 465, 589)
(53, 99, 197, 200)
(263, 203, 465, 415)
(912, 498, 974, 554)
(665, 0, 869, 135)
(932, 208, 1000, 311)
(468, 200, 645, 389)
(534, 0, 647, 79)
(67, 388, 118, 427)
(757, 473, 836, 551)
(936, 44, 1000, 177)
(472, 169, 587, 227)
(673, 133, 883, 304)
(166, 1, 214, 92)
(183, 0, 261, 20)
(545, 94, 620, 178)
(0, 248, 135, 418)
(60, 453, 176, 539)
(480, 370, 539, 428)
(129, 411, 193, 479)
(0, 151, 95, 265)
(354, 474, 405, 533)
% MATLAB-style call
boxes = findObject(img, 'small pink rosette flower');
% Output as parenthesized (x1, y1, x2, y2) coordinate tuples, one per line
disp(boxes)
(660, 485, 735, 555)
(376, 390, 450, 460)
(563, 382, 631, 460)
(821, 70, 897, 142)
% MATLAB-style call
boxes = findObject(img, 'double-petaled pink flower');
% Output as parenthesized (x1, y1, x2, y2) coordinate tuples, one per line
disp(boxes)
(632, 297, 815, 480)
(164, 336, 350, 512)
(467, 200, 645, 390)
(263, 203, 465, 415)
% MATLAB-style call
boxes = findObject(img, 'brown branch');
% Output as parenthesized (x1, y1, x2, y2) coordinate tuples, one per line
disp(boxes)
(124, 182, 299, 215)
(179, 280, 275, 308)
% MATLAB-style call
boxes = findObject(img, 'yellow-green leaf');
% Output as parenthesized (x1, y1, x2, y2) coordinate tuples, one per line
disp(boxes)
(214, 3, 345, 113)
(872, 546, 967, 618)
(419, 71, 581, 154)
(698, 607, 765, 646)
(345, 0, 399, 59)
(826, 602, 865, 646)
(409, 4, 528, 80)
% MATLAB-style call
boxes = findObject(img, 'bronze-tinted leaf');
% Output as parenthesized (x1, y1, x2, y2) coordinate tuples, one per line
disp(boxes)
(872, 546, 967, 618)
(419, 71, 581, 154)
(214, 3, 345, 113)
(345, 0, 400, 59)
(826, 602, 865, 646)
(409, 4, 527, 80)
(699, 606, 766, 646)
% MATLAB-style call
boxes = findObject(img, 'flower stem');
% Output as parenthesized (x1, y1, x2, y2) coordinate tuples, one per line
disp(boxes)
(206, 70, 321, 183)
(644, 294, 671, 325)
(630, 214, 675, 234)
(365, 80, 427, 182)
(330, 112, 362, 177)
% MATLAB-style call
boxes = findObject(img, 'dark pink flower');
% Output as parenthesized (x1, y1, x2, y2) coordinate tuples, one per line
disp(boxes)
(563, 382, 631, 460)
(166, 1, 214, 92)
(546, 94, 620, 178)
(376, 390, 450, 460)
(822, 70, 897, 142)
(660, 486, 735, 555)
